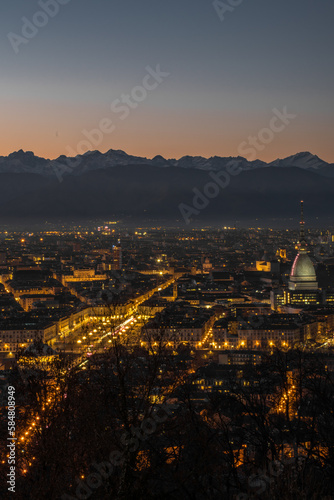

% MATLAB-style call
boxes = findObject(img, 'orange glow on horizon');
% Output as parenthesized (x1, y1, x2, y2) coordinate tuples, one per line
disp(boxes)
(1, 103, 333, 163)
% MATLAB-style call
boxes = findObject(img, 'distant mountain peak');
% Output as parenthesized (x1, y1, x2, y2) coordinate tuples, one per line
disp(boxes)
(270, 151, 328, 170)
(9, 149, 36, 158)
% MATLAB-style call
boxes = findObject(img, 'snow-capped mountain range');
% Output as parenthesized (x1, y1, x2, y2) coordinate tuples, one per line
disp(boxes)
(0, 149, 333, 178)
(1, 148, 334, 224)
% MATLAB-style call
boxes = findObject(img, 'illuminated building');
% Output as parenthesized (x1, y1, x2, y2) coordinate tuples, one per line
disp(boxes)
(60, 269, 107, 285)
(289, 202, 317, 291)
(256, 261, 272, 272)
(0, 323, 58, 353)
(285, 201, 320, 307)
(202, 257, 213, 274)
(173, 282, 178, 300)
(213, 315, 303, 349)
(276, 248, 287, 261)
(112, 246, 122, 270)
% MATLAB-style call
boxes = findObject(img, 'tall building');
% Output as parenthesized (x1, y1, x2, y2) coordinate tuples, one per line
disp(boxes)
(112, 246, 122, 271)
(288, 201, 318, 292)
(285, 201, 320, 307)
(271, 202, 321, 310)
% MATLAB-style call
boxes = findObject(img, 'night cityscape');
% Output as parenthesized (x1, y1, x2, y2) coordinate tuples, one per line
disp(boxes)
(1, 214, 334, 498)
(1, 1, 334, 499)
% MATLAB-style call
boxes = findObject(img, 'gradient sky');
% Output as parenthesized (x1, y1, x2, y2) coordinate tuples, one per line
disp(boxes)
(1, 0, 333, 162)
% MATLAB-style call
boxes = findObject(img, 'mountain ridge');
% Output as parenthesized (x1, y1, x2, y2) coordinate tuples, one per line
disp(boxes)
(0, 149, 333, 179)
(1, 149, 334, 224)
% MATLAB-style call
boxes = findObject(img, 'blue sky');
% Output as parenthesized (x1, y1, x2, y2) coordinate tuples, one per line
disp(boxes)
(1, 0, 333, 161)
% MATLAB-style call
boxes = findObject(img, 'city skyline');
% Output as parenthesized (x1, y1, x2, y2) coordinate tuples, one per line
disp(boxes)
(1, 223, 334, 498)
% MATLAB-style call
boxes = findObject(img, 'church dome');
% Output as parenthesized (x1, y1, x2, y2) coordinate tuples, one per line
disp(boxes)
(290, 252, 316, 280)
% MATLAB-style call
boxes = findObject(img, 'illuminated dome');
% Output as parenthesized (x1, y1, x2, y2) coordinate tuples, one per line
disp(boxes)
(289, 249, 318, 291)
(290, 252, 316, 280)
(289, 245, 318, 291)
